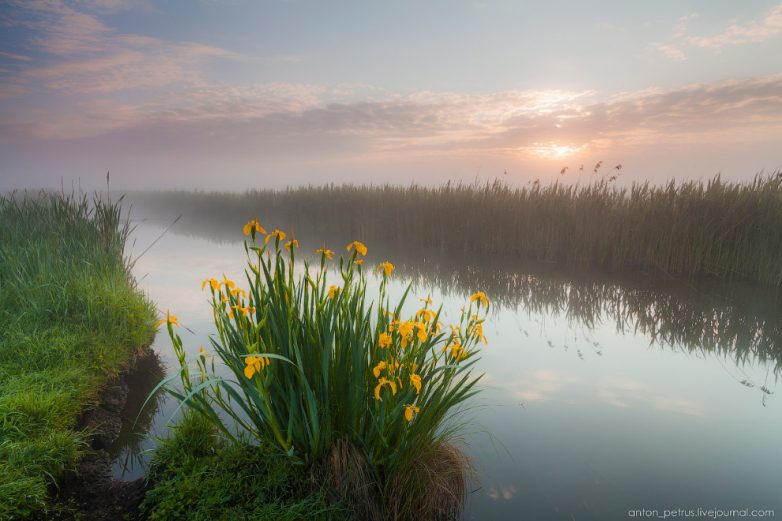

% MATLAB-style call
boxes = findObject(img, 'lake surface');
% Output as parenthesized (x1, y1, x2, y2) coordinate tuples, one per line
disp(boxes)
(115, 218, 782, 520)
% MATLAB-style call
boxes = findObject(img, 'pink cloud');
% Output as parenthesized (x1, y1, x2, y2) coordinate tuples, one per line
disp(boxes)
(649, 42, 686, 61)
(21, 42, 232, 94)
(0, 50, 32, 62)
(3, 75, 782, 157)
(686, 3, 782, 50)
(9, 0, 114, 55)
(654, 4, 782, 60)
(1, 1, 235, 96)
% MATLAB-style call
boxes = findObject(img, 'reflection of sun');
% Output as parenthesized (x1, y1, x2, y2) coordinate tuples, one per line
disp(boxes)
(525, 143, 583, 160)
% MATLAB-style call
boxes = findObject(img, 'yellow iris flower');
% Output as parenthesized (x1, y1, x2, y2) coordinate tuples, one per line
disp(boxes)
(244, 355, 270, 379)
(378, 332, 392, 348)
(410, 373, 422, 394)
(265, 229, 286, 244)
(347, 241, 368, 256)
(285, 239, 299, 251)
(230, 305, 255, 317)
(415, 322, 428, 343)
(375, 261, 394, 277)
(398, 321, 414, 347)
(327, 285, 342, 299)
(316, 245, 334, 260)
(398, 320, 414, 338)
(470, 291, 489, 308)
(416, 308, 436, 323)
(201, 278, 219, 291)
(372, 360, 387, 378)
(374, 377, 397, 401)
(404, 404, 420, 422)
(155, 310, 179, 328)
(448, 341, 466, 360)
(243, 219, 266, 236)
(468, 322, 487, 344)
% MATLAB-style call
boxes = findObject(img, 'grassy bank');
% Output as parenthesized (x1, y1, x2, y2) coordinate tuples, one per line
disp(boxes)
(0, 192, 155, 520)
(129, 174, 782, 286)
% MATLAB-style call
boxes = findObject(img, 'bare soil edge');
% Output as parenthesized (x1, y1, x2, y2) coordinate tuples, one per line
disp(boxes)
(51, 344, 156, 521)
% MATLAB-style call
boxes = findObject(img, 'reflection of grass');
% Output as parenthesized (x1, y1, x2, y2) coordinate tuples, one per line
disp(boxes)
(128, 174, 782, 285)
(0, 192, 155, 519)
(109, 350, 166, 478)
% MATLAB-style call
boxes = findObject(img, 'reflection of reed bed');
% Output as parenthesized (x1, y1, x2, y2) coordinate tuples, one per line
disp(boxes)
(128, 174, 782, 285)
(395, 256, 782, 373)
(127, 194, 782, 374)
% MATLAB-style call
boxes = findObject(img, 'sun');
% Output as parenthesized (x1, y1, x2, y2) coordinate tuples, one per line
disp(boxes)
(525, 143, 583, 160)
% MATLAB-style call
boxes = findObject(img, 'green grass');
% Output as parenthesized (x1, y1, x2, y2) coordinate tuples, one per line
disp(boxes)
(0, 192, 155, 520)
(140, 414, 356, 521)
(129, 174, 782, 286)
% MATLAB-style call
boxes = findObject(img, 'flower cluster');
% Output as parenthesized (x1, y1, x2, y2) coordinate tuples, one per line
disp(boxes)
(369, 281, 489, 425)
(157, 217, 488, 475)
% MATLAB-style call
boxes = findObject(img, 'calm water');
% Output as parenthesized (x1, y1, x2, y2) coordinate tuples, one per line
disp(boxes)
(114, 219, 782, 520)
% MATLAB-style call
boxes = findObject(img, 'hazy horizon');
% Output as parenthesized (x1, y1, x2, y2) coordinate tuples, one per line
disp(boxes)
(1, 1, 781, 191)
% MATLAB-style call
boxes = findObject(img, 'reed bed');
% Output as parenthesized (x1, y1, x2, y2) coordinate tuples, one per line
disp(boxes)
(130, 174, 782, 286)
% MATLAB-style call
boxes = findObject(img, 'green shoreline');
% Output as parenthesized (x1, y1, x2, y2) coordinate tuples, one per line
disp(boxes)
(0, 192, 155, 520)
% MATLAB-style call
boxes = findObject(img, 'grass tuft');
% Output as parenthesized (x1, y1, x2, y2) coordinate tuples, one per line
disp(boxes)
(140, 414, 356, 521)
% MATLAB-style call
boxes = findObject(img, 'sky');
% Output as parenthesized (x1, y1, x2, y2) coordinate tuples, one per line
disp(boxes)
(1, 0, 781, 190)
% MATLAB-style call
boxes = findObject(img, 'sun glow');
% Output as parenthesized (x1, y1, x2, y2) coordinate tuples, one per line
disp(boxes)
(526, 143, 583, 160)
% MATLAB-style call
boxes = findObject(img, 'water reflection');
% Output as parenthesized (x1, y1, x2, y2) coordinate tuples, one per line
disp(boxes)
(108, 350, 165, 480)
(128, 209, 782, 379)
(398, 257, 782, 376)
(120, 212, 782, 518)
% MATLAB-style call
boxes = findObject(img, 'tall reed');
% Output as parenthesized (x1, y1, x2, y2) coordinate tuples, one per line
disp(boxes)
(130, 174, 782, 285)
